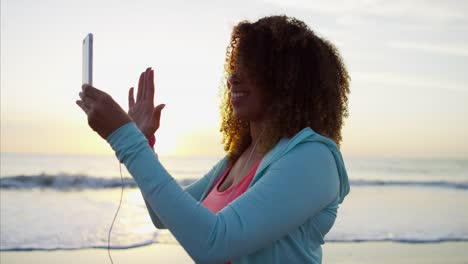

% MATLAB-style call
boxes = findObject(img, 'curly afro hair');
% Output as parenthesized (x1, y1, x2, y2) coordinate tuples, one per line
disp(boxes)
(219, 15, 350, 165)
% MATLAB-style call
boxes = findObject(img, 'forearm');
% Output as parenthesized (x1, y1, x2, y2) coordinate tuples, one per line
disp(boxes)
(143, 196, 167, 229)
(142, 176, 216, 230)
(142, 135, 166, 229)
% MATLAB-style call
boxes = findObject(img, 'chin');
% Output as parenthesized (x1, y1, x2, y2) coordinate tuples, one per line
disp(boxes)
(233, 109, 248, 121)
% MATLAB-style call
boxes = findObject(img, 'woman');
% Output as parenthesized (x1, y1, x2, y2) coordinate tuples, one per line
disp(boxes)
(77, 15, 350, 264)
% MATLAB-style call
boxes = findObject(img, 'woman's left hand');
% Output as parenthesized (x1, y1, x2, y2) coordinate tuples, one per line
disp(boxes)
(76, 84, 132, 139)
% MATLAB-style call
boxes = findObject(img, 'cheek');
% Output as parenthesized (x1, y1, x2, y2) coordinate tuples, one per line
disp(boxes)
(248, 91, 268, 116)
(252, 88, 268, 105)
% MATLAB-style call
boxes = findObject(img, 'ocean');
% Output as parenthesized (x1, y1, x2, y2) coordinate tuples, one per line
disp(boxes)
(1, 152, 467, 251)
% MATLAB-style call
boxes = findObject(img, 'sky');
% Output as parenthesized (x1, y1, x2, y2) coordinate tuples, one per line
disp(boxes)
(1, 0, 467, 159)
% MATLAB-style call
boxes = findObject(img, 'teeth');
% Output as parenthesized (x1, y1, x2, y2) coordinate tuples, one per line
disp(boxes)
(232, 92, 248, 98)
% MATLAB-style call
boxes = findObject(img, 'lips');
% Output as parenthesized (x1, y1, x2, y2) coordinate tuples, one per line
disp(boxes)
(230, 88, 249, 95)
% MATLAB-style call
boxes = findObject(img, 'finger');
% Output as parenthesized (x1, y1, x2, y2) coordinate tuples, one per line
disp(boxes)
(83, 97, 95, 109)
(128, 87, 135, 108)
(82, 84, 104, 100)
(79, 90, 97, 105)
(76, 100, 90, 115)
(142, 67, 151, 100)
(152, 104, 166, 126)
(137, 71, 144, 101)
(148, 69, 155, 101)
(79, 90, 96, 101)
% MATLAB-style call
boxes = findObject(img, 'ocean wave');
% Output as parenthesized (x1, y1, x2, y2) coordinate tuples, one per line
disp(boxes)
(326, 237, 468, 243)
(350, 179, 468, 189)
(1, 236, 467, 251)
(0, 174, 196, 190)
(0, 240, 156, 251)
(1, 174, 467, 190)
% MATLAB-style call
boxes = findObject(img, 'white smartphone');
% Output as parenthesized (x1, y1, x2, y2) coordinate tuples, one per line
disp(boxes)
(82, 33, 93, 86)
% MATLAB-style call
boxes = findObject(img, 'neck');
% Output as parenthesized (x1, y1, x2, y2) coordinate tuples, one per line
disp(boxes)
(249, 120, 265, 146)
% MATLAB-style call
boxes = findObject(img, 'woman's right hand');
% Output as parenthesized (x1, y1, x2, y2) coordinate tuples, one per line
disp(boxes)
(128, 67, 165, 140)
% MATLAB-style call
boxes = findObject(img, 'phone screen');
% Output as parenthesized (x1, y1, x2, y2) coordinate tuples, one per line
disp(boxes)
(82, 33, 93, 86)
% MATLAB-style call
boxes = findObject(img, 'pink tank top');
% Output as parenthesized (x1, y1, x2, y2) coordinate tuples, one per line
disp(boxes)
(201, 159, 262, 264)
(202, 159, 262, 213)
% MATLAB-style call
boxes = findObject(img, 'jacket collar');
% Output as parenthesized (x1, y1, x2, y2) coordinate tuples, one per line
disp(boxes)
(200, 127, 318, 201)
(255, 127, 316, 176)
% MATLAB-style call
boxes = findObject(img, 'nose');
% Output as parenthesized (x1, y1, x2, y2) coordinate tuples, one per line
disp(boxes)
(227, 73, 240, 89)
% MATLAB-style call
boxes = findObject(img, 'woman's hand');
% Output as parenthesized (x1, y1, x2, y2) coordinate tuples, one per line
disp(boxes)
(128, 67, 166, 140)
(76, 85, 132, 139)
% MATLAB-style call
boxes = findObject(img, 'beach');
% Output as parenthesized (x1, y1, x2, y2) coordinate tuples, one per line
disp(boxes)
(2, 242, 468, 263)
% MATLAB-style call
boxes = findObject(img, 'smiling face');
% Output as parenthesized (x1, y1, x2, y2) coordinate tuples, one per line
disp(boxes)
(227, 68, 268, 122)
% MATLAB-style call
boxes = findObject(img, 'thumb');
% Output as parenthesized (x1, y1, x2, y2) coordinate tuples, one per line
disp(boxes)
(152, 104, 166, 125)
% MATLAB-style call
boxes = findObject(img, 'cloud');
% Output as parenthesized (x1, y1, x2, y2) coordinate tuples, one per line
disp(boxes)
(388, 41, 468, 57)
(353, 71, 467, 93)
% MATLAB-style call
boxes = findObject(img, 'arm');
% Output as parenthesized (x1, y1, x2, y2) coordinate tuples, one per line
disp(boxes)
(108, 122, 339, 263)
(143, 161, 222, 229)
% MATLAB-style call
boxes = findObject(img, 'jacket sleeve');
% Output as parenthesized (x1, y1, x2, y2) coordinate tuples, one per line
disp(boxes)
(107, 122, 340, 263)
(143, 161, 221, 229)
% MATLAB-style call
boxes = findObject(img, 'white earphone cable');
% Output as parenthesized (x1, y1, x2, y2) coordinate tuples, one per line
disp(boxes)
(107, 162, 125, 264)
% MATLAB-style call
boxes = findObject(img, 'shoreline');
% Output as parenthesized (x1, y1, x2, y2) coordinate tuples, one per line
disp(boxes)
(1, 241, 468, 264)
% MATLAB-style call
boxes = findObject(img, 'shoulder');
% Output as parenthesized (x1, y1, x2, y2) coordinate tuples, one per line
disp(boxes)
(265, 140, 340, 199)
(265, 141, 338, 189)
(294, 141, 333, 157)
(274, 141, 335, 168)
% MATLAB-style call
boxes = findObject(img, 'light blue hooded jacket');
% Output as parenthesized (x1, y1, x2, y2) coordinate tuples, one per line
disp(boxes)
(107, 122, 350, 264)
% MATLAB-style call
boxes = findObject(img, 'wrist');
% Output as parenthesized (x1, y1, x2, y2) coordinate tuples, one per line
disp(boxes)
(148, 134, 156, 148)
